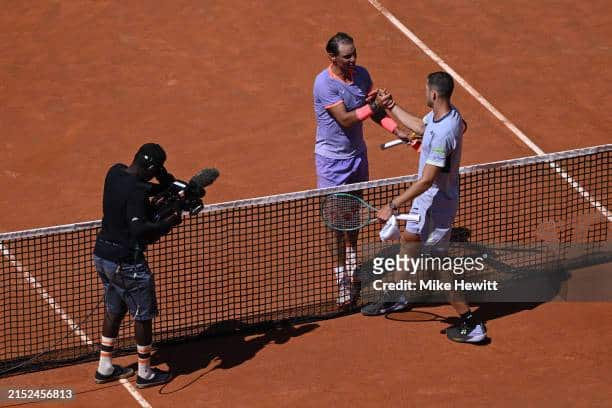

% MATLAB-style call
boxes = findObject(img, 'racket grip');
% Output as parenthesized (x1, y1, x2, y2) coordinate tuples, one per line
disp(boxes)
(397, 214, 420, 222)
(380, 139, 404, 150)
(380, 138, 421, 152)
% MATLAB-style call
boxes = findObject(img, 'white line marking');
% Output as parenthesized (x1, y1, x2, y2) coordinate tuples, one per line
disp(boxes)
(120, 379, 153, 408)
(0, 243, 152, 407)
(0, 244, 93, 346)
(367, 0, 545, 154)
(550, 163, 611, 221)
(368, 0, 612, 222)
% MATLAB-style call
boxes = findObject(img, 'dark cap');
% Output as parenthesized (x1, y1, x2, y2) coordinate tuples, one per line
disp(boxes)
(134, 143, 166, 170)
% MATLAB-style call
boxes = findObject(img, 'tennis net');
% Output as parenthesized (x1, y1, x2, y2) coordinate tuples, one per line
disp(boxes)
(0, 144, 609, 376)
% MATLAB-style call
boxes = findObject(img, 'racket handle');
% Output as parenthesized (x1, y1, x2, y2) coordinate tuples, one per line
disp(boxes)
(396, 214, 420, 222)
(380, 139, 404, 150)
(379, 138, 421, 152)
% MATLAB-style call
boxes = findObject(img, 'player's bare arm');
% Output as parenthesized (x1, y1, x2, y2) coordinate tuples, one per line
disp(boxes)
(327, 95, 409, 145)
(376, 164, 441, 221)
(389, 104, 426, 135)
(326, 101, 366, 128)
(326, 90, 389, 128)
(375, 89, 425, 135)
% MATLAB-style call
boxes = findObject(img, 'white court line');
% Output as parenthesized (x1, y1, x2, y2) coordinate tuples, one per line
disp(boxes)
(0, 244, 93, 346)
(551, 165, 611, 221)
(367, 0, 545, 155)
(0, 243, 152, 408)
(368, 0, 612, 222)
(120, 378, 153, 407)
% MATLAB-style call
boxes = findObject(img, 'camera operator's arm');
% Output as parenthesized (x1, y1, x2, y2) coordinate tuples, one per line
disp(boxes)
(148, 166, 176, 196)
(127, 186, 181, 243)
(130, 214, 181, 242)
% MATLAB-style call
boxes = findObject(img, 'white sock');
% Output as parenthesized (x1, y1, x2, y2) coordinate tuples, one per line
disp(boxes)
(345, 247, 357, 277)
(137, 344, 154, 379)
(334, 266, 346, 286)
(97, 336, 115, 375)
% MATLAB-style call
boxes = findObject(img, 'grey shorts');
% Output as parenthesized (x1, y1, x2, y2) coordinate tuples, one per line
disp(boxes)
(405, 200, 454, 254)
(94, 255, 158, 321)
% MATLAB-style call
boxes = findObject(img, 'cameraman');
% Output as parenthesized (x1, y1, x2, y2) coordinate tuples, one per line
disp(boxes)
(93, 143, 180, 388)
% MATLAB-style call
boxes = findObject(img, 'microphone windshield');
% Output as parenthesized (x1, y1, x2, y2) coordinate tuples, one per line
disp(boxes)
(190, 168, 219, 189)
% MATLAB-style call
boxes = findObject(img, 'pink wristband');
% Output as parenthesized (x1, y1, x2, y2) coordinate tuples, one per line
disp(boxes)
(355, 104, 373, 121)
(380, 117, 398, 133)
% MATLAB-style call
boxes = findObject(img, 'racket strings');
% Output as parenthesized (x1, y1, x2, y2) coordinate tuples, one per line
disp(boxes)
(322, 194, 369, 230)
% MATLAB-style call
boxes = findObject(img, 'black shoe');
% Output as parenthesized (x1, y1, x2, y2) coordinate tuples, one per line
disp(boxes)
(446, 320, 487, 343)
(136, 367, 173, 389)
(349, 278, 362, 305)
(361, 292, 409, 316)
(94, 365, 134, 384)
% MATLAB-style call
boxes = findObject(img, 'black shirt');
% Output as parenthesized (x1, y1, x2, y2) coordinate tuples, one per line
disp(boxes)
(94, 164, 166, 262)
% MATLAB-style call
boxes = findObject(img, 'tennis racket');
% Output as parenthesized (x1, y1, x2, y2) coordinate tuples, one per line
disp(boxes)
(380, 131, 422, 151)
(382, 119, 466, 151)
(321, 192, 420, 231)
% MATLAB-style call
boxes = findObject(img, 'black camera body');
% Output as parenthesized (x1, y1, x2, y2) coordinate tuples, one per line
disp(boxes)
(150, 180, 204, 221)
(149, 168, 219, 222)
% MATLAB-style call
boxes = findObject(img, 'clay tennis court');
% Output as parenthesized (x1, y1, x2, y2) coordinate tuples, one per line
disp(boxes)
(1, 0, 611, 406)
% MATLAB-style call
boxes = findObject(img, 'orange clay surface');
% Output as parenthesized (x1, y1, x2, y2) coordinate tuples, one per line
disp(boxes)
(0, 1, 610, 406)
